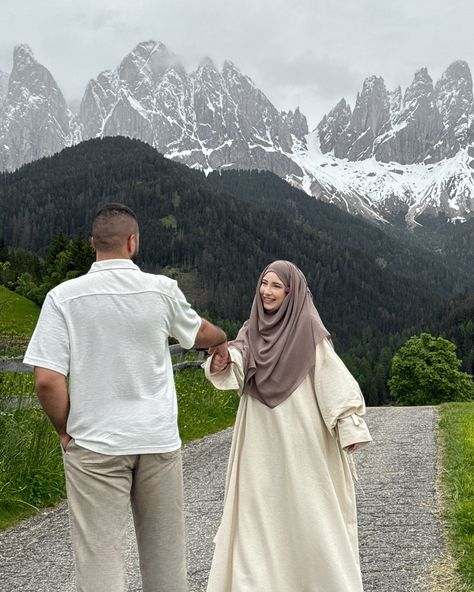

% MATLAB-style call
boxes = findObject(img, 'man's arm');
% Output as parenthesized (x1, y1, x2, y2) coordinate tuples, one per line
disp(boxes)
(193, 319, 226, 350)
(34, 367, 71, 450)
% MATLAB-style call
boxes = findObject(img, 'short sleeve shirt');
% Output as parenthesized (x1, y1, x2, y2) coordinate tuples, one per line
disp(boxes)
(24, 259, 202, 455)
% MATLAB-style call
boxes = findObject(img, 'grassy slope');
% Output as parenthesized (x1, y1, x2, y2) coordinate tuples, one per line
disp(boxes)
(0, 286, 39, 355)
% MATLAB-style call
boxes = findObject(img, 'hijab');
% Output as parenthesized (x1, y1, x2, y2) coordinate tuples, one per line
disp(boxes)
(230, 260, 330, 408)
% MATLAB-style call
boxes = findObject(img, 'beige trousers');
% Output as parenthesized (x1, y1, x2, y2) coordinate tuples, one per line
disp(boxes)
(63, 441, 187, 592)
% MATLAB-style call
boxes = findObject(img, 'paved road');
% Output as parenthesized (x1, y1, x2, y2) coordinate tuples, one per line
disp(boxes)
(0, 407, 444, 592)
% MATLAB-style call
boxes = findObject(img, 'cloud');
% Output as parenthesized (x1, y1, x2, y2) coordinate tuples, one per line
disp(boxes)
(0, 0, 473, 128)
(257, 52, 360, 99)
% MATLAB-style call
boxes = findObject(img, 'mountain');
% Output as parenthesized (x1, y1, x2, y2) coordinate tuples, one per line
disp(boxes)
(0, 45, 80, 172)
(291, 140, 474, 224)
(0, 42, 473, 225)
(308, 62, 474, 223)
(80, 40, 306, 178)
(318, 61, 474, 165)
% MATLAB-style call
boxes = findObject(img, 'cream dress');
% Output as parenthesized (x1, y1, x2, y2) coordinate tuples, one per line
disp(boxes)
(203, 337, 372, 592)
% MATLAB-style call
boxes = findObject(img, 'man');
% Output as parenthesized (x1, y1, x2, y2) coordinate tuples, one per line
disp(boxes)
(24, 203, 227, 592)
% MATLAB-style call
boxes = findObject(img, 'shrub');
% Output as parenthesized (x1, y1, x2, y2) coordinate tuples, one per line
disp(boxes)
(388, 333, 474, 405)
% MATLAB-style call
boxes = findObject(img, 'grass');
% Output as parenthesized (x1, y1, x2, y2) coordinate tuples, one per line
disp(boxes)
(0, 407, 66, 530)
(438, 402, 474, 590)
(0, 371, 36, 400)
(176, 367, 238, 442)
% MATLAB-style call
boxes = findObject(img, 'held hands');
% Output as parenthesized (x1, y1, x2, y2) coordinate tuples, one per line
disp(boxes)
(209, 342, 230, 373)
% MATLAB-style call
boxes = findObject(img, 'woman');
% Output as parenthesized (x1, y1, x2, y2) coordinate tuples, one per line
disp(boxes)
(204, 260, 372, 592)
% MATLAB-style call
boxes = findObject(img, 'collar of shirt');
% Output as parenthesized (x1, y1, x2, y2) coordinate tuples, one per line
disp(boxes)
(88, 259, 140, 274)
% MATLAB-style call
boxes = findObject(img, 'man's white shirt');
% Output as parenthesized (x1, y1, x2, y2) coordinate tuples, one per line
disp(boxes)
(24, 259, 201, 455)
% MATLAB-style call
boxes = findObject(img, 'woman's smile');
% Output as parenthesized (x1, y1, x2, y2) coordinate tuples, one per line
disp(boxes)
(260, 271, 287, 312)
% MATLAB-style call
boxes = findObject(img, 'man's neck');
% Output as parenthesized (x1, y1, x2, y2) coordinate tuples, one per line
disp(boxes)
(95, 252, 132, 262)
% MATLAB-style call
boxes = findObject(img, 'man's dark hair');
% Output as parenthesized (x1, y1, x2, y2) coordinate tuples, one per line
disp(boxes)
(94, 203, 138, 222)
(92, 203, 139, 252)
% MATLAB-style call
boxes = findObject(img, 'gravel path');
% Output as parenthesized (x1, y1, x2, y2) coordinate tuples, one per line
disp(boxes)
(0, 407, 444, 591)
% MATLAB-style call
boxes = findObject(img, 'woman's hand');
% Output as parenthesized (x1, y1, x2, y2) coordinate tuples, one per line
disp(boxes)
(209, 342, 230, 373)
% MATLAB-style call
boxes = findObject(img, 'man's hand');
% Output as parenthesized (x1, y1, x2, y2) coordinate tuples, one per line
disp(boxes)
(60, 433, 72, 451)
(209, 342, 230, 373)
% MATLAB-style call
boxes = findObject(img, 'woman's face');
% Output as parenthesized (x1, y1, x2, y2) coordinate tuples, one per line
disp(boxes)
(260, 271, 287, 312)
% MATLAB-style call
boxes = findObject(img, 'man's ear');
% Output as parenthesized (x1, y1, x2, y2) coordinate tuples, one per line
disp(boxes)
(90, 237, 97, 251)
(128, 233, 138, 256)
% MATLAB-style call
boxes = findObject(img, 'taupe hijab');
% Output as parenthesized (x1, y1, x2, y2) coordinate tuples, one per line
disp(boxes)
(231, 260, 330, 408)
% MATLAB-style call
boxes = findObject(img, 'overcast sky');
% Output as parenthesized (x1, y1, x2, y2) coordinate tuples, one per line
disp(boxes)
(1, 0, 473, 129)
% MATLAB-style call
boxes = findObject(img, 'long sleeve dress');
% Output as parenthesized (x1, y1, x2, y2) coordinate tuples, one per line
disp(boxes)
(203, 337, 372, 592)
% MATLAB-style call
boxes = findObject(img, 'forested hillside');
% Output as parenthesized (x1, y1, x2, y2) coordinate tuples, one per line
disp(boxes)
(1, 137, 472, 403)
(424, 293, 474, 374)
(207, 169, 473, 294)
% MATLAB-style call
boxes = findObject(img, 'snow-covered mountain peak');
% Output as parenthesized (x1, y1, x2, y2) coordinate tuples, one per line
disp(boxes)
(361, 75, 385, 92)
(222, 59, 237, 71)
(128, 40, 174, 63)
(8, 44, 65, 103)
(0, 45, 79, 172)
(412, 66, 432, 82)
(316, 98, 351, 153)
(316, 62, 474, 166)
(198, 56, 217, 71)
(222, 60, 254, 87)
(117, 40, 181, 86)
(441, 60, 471, 81)
(402, 68, 435, 111)
(13, 44, 35, 66)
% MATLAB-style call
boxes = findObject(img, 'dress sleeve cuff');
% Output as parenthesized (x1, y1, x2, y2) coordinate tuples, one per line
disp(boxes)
(337, 414, 373, 450)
